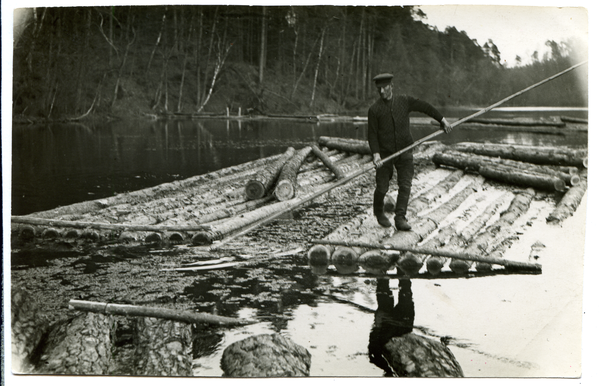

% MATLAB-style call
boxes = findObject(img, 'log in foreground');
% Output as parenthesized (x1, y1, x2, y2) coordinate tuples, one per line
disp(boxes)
(547, 177, 588, 224)
(133, 317, 193, 377)
(245, 147, 296, 200)
(310, 239, 541, 271)
(274, 146, 313, 201)
(221, 333, 311, 377)
(69, 300, 252, 326)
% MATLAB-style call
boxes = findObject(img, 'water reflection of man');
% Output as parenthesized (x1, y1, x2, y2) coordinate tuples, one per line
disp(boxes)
(368, 278, 463, 377)
(368, 278, 415, 376)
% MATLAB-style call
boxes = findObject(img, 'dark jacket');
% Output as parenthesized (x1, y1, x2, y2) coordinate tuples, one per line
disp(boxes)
(368, 94, 443, 155)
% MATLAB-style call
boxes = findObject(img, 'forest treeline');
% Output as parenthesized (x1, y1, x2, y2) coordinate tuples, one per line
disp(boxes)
(12, 5, 588, 120)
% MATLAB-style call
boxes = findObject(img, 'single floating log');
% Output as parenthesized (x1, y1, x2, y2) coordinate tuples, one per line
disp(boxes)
(36, 312, 114, 375)
(547, 178, 587, 224)
(133, 317, 193, 377)
(245, 147, 296, 200)
(221, 333, 311, 377)
(69, 299, 251, 326)
(478, 164, 566, 192)
(467, 117, 566, 127)
(452, 142, 587, 168)
(274, 146, 313, 201)
(310, 144, 346, 179)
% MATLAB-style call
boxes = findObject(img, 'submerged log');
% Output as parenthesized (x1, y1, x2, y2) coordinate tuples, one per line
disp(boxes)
(547, 177, 588, 224)
(245, 147, 296, 200)
(11, 288, 48, 373)
(478, 164, 566, 192)
(69, 300, 250, 326)
(383, 333, 464, 377)
(221, 333, 311, 377)
(133, 317, 193, 377)
(36, 312, 114, 375)
(310, 144, 346, 179)
(433, 150, 580, 186)
(274, 146, 313, 201)
(318, 136, 371, 155)
(452, 142, 587, 168)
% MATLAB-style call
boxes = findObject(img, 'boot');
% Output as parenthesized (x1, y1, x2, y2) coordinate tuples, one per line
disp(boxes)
(394, 215, 412, 231)
(374, 191, 392, 228)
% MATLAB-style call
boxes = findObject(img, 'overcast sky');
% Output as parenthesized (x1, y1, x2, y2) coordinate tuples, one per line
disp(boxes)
(416, 5, 588, 67)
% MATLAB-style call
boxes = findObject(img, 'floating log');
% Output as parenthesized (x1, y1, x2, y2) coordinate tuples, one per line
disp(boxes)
(318, 136, 371, 155)
(245, 147, 296, 200)
(133, 317, 193, 377)
(221, 333, 311, 377)
(433, 150, 580, 186)
(274, 146, 313, 201)
(11, 215, 213, 232)
(69, 300, 251, 326)
(36, 312, 114, 375)
(407, 170, 464, 216)
(478, 164, 566, 192)
(310, 144, 346, 179)
(310, 239, 541, 271)
(358, 250, 398, 275)
(467, 117, 566, 127)
(331, 246, 360, 274)
(307, 244, 331, 274)
(560, 116, 588, 124)
(452, 142, 587, 168)
(11, 288, 48, 373)
(547, 177, 588, 224)
(383, 333, 464, 377)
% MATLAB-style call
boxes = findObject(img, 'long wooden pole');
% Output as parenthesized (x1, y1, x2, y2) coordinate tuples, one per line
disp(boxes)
(69, 299, 253, 326)
(207, 62, 587, 248)
(311, 239, 541, 271)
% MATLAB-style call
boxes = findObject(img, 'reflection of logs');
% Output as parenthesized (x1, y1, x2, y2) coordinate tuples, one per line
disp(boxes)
(383, 333, 463, 377)
(11, 288, 48, 373)
(221, 334, 311, 377)
(36, 313, 114, 375)
(133, 318, 193, 377)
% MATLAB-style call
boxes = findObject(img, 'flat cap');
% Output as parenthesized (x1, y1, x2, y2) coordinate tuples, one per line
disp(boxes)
(373, 73, 393, 86)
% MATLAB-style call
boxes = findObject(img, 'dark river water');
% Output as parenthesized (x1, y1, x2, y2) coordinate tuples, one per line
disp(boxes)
(11, 108, 587, 216)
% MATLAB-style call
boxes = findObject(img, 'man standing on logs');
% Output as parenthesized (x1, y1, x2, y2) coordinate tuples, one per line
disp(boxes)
(368, 73, 452, 230)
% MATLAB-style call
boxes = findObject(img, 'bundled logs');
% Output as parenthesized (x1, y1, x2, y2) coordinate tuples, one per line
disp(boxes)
(133, 317, 193, 377)
(245, 147, 296, 200)
(274, 146, 313, 201)
(221, 334, 311, 377)
(451, 142, 587, 168)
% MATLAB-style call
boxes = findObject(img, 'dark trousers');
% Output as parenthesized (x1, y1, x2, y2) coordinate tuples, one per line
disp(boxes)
(374, 151, 414, 218)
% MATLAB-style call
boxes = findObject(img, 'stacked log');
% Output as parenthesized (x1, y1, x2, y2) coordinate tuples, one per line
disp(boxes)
(274, 146, 313, 201)
(451, 142, 587, 168)
(383, 333, 464, 377)
(310, 144, 346, 179)
(221, 334, 311, 377)
(318, 136, 371, 155)
(35, 312, 114, 375)
(245, 147, 296, 200)
(478, 164, 566, 192)
(433, 150, 580, 186)
(547, 175, 588, 224)
(11, 288, 48, 373)
(407, 170, 464, 216)
(132, 317, 193, 377)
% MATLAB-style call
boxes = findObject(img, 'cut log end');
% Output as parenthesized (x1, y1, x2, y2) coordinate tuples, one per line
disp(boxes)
(245, 180, 266, 200)
(332, 247, 359, 274)
(192, 231, 218, 245)
(397, 252, 423, 276)
(358, 251, 396, 274)
(308, 244, 331, 267)
(426, 257, 445, 276)
(570, 175, 581, 186)
(275, 180, 295, 201)
(449, 259, 471, 275)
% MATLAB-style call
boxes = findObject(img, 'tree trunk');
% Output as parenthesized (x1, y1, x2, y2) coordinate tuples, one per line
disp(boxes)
(133, 317, 193, 377)
(245, 147, 296, 200)
(452, 142, 587, 167)
(478, 164, 566, 192)
(310, 27, 326, 108)
(259, 6, 267, 84)
(35, 313, 114, 375)
(546, 177, 587, 224)
(274, 146, 313, 201)
(310, 144, 346, 179)
(433, 150, 580, 186)
(146, 7, 167, 74)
